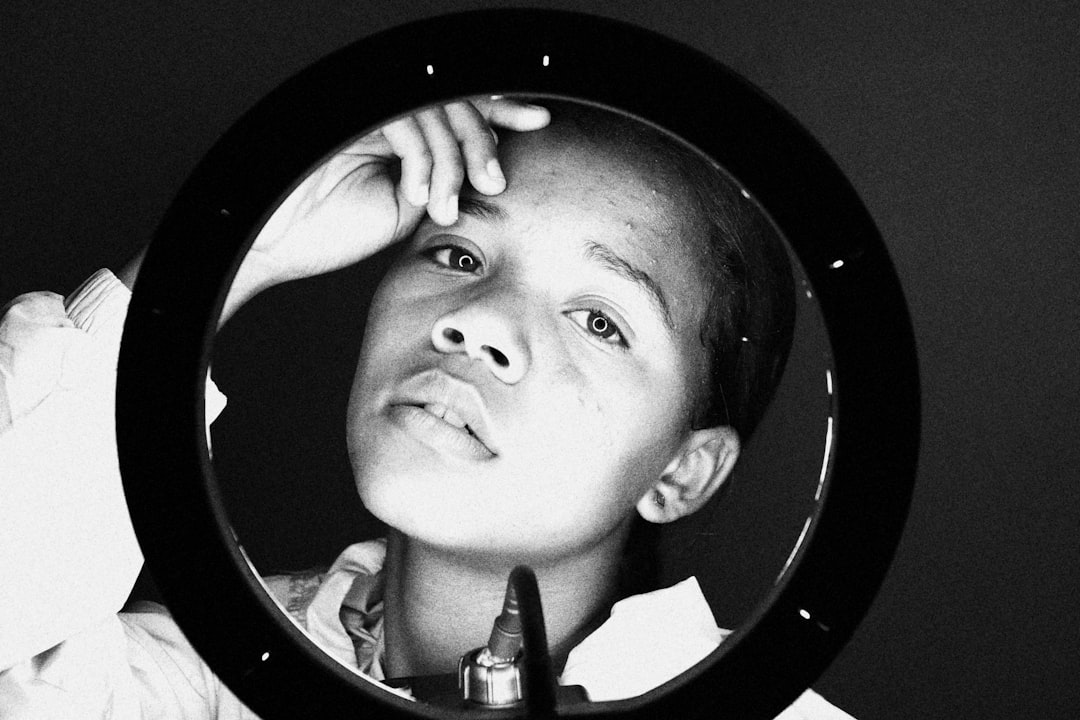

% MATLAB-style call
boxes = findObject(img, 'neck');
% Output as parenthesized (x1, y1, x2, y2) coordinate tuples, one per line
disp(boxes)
(381, 526, 628, 679)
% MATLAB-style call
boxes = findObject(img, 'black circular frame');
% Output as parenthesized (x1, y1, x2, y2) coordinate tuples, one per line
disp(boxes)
(116, 9, 919, 720)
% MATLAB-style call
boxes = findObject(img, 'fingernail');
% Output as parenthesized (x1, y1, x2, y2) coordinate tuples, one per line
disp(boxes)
(413, 183, 429, 206)
(445, 194, 459, 223)
(486, 158, 505, 184)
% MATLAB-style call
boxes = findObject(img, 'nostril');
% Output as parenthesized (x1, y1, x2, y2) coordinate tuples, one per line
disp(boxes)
(443, 328, 465, 344)
(483, 345, 509, 368)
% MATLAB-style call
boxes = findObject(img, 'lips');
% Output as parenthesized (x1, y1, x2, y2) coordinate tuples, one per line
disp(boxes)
(420, 402, 471, 433)
(387, 370, 497, 460)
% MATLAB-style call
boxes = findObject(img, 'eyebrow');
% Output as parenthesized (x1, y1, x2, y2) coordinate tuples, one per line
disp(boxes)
(455, 196, 675, 333)
(458, 194, 508, 223)
(583, 240, 675, 333)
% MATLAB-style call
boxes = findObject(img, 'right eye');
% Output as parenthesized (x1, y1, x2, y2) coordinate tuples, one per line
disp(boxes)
(428, 245, 482, 273)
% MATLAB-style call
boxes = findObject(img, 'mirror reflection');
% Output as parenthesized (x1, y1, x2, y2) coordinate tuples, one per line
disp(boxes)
(207, 97, 832, 707)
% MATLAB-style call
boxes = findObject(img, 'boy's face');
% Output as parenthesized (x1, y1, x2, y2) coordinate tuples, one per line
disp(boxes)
(346, 127, 710, 562)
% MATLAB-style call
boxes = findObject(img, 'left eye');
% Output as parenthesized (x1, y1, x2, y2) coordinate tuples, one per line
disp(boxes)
(571, 309, 626, 347)
(430, 245, 481, 272)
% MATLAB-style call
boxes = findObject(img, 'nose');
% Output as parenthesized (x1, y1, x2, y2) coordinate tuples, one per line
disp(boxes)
(430, 300, 530, 384)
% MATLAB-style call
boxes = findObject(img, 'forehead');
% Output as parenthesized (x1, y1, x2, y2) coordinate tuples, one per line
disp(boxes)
(474, 126, 711, 345)
(495, 127, 688, 236)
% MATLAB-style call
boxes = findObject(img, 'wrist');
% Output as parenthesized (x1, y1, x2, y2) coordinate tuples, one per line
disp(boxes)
(219, 249, 279, 326)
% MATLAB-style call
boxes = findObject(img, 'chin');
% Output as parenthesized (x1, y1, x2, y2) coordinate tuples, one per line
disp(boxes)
(354, 469, 464, 538)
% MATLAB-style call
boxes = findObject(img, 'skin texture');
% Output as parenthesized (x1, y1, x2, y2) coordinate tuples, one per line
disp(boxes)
(352, 128, 714, 556)
(345, 127, 740, 676)
(116, 99, 742, 677)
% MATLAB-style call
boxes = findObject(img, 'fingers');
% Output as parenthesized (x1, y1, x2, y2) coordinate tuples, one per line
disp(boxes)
(444, 101, 505, 196)
(379, 96, 550, 226)
(473, 96, 552, 132)
(415, 107, 466, 225)
(380, 115, 431, 208)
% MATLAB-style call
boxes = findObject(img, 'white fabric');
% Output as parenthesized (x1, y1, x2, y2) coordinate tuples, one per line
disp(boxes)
(0, 270, 854, 719)
(277, 542, 852, 718)
(261, 540, 389, 677)
(560, 576, 730, 700)
(0, 271, 224, 671)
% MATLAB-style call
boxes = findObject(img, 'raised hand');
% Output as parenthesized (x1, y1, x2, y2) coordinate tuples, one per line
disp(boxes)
(223, 96, 550, 318)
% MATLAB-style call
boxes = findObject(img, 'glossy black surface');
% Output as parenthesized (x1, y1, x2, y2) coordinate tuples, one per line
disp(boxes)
(116, 9, 919, 720)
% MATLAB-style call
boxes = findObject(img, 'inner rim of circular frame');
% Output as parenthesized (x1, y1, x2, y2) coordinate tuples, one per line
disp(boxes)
(116, 10, 918, 720)
(207, 93, 838, 701)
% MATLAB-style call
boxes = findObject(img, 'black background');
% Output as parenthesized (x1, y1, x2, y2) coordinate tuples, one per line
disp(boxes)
(2, 2, 1077, 718)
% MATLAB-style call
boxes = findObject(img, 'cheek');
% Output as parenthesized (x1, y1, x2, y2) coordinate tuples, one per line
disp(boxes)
(354, 269, 435, 374)
(346, 296, 390, 422)
(531, 370, 686, 507)
(346, 278, 431, 447)
(358, 272, 410, 349)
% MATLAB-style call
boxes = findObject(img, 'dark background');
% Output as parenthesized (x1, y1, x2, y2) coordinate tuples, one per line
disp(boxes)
(2, 1, 1077, 718)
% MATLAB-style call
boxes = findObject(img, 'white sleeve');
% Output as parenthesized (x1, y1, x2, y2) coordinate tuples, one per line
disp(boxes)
(0, 607, 260, 719)
(0, 269, 226, 670)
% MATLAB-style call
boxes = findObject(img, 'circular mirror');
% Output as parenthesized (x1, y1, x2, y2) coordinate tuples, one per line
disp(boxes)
(204, 96, 834, 706)
(116, 10, 918, 720)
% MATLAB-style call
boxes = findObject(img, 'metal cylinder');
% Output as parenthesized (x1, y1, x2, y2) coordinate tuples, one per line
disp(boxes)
(458, 647, 524, 707)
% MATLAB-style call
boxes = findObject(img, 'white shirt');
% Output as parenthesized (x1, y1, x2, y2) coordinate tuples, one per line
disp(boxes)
(0, 270, 855, 719)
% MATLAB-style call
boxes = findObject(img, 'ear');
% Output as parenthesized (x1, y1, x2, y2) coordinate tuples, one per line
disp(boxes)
(636, 426, 740, 523)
